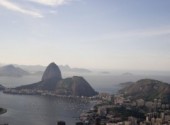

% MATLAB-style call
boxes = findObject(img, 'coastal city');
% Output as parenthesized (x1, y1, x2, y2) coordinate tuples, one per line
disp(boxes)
(2, 88, 170, 125)
(1, 63, 170, 125)
(79, 93, 170, 125)
(0, 0, 170, 124)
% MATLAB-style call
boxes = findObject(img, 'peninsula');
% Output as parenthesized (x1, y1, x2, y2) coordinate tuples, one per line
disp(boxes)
(4, 62, 98, 97)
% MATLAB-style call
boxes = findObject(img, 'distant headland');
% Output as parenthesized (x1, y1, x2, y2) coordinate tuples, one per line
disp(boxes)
(4, 62, 98, 97)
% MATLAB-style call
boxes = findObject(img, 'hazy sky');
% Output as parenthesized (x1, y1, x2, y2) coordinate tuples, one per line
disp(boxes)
(0, 0, 170, 70)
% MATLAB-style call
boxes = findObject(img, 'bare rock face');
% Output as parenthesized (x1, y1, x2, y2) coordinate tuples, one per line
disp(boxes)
(71, 76, 98, 97)
(57, 76, 98, 97)
(42, 62, 62, 81)
(15, 62, 98, 97)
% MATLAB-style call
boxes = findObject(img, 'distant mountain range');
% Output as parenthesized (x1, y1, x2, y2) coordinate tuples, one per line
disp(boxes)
(0, 65, 30, 77)
(15, 62, 98, 97)
(0, 63, 92, 78)
(119, 79, 170, 103)
(14, 64, 92, 73)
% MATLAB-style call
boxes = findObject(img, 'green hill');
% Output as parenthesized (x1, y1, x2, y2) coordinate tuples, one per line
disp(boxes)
(119, 79, 170, 103)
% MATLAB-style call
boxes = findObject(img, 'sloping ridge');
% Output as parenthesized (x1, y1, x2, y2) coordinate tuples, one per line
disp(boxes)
(119, 79, 170, 102)
(56, 76, 98, 97)
(71, 76, 98, 96)
(16, 62, 97, 97)
(0, 65, 30, 77)
(0, 84, 5, 91)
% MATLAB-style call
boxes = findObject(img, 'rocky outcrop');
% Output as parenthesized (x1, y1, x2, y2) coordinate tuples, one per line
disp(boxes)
(17, 62, 62, 91)
(42, 62, 62, 81)
(57, 76, 98, 97)
(71, 76, 98, 96)
(119, 79, 170, 102)
(15, 62, 97, 97)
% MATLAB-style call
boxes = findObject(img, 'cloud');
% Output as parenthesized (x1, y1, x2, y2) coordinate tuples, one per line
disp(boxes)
(30, 0, 72, 6)
(0, 0, 43, 18)
(0, 0, 77, 18)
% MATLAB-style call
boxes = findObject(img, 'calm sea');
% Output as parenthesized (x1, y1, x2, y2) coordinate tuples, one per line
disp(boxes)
(0, 92, 93, 125)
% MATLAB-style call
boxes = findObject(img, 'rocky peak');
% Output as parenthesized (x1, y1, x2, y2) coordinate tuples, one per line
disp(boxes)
(42, 62, 62, 81)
